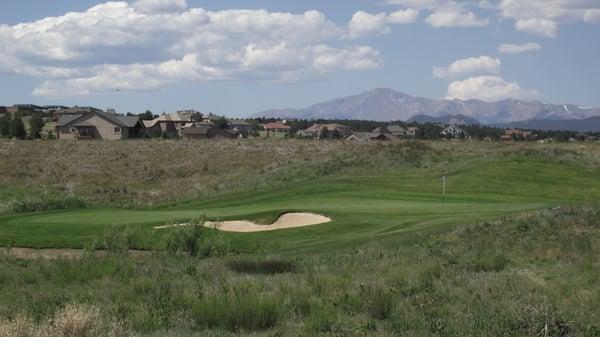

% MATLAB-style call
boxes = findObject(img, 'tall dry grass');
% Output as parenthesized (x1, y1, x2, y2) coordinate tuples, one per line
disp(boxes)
(0, 304, 99, 337)
(2, 139, 598, 213)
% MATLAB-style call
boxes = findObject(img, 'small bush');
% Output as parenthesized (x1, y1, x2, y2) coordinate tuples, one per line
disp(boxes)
(164, 218, 229, 258)
(190, 294, 283, 331)
(365, 288, 395, 320)
(305, 304, 338, 334)
(8, 196, 88, 214)
(226, 257, 297, 274)
(466, 254, 510, 272)
(100, 225, 151, 255)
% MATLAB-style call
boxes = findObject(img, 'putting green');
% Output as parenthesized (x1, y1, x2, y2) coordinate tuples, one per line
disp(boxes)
(0, 160, 598, 251)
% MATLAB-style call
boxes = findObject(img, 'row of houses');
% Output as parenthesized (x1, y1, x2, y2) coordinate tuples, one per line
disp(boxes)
(56, 110, 254, 140)
(263, 122, 420, 141)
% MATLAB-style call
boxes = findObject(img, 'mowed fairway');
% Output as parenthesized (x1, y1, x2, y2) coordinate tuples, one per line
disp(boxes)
(0, 160, 598, 250)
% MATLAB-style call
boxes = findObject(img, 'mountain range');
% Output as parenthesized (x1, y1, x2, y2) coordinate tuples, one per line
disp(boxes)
(407, 114, 480, 126)
(254, 88, 600, 128)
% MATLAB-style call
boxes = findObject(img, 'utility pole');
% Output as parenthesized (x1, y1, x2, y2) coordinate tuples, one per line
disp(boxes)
(441, 175, 448, 203)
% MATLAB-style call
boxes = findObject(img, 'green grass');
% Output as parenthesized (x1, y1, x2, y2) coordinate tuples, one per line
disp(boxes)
(1, 158, 598, 250)
(1, 141, 600, 336)
(1, 206, 599, 336)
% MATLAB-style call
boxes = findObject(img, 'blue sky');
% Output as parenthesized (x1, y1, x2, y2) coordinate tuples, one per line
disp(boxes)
(0, 0, 599, 117)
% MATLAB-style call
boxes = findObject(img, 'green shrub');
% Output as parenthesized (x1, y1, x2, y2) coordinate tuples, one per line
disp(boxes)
(365, 287, 395, 320)
(100, 225, 151, 255)
(8, 196, 88, 214)
(465, 254, 510, 272)
(163, 218, 229, 258)
(190, 293, 283, 331)
(305, 304, 338, 334)
(226, 257, 297, 274)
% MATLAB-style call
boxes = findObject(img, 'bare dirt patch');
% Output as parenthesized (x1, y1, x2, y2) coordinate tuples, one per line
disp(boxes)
(1, 248, 148, 260)
(155, 212, 332, 232)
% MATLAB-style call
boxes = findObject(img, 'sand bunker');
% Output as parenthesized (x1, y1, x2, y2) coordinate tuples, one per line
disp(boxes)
(155, 212, 332, 232)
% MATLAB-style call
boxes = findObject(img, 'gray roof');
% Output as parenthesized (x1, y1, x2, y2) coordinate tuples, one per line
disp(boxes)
(373, 126, 390, 133)
(118, 116, 141, 128)
(182, 125, 211, 135)
(227, 119, 251, 126)
(348, 132, 398, 141)
(57, 111, 138, 128)
(57, 115, 82, 127)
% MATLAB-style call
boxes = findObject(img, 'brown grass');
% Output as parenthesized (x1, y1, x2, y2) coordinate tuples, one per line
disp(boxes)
(0, 304, 98, 337)
(1, 139, 598, 210)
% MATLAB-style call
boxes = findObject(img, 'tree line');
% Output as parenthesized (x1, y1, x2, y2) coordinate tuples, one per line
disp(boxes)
(0, 112, 45, 140)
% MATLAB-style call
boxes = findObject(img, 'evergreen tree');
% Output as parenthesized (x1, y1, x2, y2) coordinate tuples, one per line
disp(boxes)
(140, 110, 156, 121)
(9, 112, 26, 139)
(0, 113, 10, 137)
(29, 112, 45, 139)
(215, 117, 229, 129)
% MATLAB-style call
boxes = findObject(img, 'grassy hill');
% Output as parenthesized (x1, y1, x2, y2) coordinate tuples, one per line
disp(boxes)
(0, 139, 599, 336)
(0, 141, 599, 249)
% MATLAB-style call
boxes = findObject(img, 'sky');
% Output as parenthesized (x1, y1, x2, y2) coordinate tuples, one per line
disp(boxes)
(0, 0, 599, 117)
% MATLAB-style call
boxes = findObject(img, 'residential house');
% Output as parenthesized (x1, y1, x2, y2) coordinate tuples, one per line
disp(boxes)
(501, 134, 513, 142)
(441, 125, 466, 139)
(261, 122, 291, 138)
(227, 119, 254, 134)
(142, 112, 194, 137)
(373, 125, 409, 137)
(505, 129, 533, 140)
(181, 125, 236, 139)
(303, 123, 352, 139)
(406, 126, 419, 137)
(346, 132, 398, 141)
(51, 106, 103, 121)
(56, 110, 143, 140)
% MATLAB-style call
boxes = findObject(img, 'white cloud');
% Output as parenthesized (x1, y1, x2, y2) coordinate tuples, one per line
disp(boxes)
(445, 75, 539, 102)
(515, 19, 558, 38)
(0, 2, 383, 97)
(389, 1, 600, 34)
(384, 0, 489, 28)
(346, 9, 418, 38)
(498, 42, 542, 54)
(132, 0, 187, 13)
(584, 9, 600, 23)
(425, 10, 488, 27)
(433, 56, 500, 79)
(499, 0, 600, 37)
(388, 9, 420, 24)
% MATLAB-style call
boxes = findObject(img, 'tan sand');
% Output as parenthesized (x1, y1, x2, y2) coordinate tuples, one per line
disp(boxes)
(156, 212, 332, 232)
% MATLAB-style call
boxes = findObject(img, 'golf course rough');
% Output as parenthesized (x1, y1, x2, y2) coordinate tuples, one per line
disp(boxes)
(1, 157, 599, 251)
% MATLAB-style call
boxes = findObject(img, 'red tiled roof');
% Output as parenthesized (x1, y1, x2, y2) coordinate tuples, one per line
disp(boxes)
(262, 122, 291, 130)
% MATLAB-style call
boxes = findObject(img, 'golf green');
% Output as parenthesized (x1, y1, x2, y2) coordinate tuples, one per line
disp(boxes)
(0, 160, 598, 250)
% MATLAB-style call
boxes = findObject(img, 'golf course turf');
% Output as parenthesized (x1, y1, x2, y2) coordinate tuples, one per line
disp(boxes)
(1, 159, 597, 251)
(2, 140, 600, 337)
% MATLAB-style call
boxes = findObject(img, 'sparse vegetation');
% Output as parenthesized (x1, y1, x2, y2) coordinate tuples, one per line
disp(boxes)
(226, 256, 297, 274)
(1, 206, 599, 336)
(0, 140, 599, 336)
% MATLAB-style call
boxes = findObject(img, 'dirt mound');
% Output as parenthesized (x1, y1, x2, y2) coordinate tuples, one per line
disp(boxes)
(156, 212, 332, 232)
